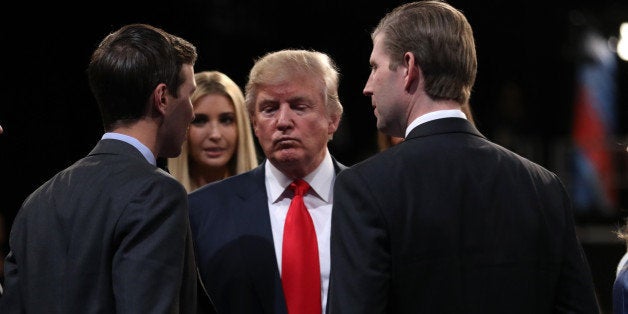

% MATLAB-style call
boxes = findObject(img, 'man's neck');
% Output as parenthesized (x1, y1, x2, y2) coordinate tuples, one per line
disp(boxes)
(110, 120, 158, 158)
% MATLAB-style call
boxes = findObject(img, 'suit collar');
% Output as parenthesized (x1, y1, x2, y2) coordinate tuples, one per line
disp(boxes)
(265, 150, 340, 203)
(101, 132, 156, 165)
(89, 139, 151, 164)
(406, 109, 467, 137)
(406, 117, 485, 141)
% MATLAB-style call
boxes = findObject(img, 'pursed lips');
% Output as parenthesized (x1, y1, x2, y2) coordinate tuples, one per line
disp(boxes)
(274, 137, 299, 148)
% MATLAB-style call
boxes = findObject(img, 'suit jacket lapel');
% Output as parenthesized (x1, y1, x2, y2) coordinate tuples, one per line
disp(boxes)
(235, 164, 287, 314)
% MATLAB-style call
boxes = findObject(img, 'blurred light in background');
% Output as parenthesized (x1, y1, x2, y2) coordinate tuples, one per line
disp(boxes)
(618, 22, 628, 61)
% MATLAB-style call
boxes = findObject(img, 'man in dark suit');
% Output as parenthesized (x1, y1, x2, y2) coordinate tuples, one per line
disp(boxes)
(189, 49, 345, 314)
(0, 24, 205, 313)
(328, 2, 600, 313)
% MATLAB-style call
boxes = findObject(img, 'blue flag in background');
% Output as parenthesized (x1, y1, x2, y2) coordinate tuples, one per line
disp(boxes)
(571, 29, 618, 216)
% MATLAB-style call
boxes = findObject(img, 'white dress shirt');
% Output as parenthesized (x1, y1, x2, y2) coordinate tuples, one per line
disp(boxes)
(266, 149, 335, 314)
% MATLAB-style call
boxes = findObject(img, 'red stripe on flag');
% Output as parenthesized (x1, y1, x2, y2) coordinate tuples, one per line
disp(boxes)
(573, 85, 616, 206)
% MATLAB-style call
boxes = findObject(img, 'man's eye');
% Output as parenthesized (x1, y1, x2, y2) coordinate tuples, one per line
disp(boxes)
(261, 107, 276, 114)
(292, 103, 309, 111)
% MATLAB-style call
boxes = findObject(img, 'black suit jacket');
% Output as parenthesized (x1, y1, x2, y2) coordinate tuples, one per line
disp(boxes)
(328, 118, 600, 314)
(0, 139, 198, 313)
(189, 158, 346, 314)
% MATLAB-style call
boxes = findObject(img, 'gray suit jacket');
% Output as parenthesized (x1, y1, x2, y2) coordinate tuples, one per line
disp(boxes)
(189, 158, 346, 314)
(328, 118, 600, 314)
(0, 139, 198, 313)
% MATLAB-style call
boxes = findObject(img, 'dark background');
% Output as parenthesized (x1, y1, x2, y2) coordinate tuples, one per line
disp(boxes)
(1, 0, 627, 312)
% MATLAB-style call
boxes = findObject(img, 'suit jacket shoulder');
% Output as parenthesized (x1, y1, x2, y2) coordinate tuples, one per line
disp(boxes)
(2, 139, 197, 313)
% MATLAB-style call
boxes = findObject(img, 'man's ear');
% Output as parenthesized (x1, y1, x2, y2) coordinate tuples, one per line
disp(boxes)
(153, 83, 168, 114)
(327, 113, 341, 134)
(403, 52, 421, 90)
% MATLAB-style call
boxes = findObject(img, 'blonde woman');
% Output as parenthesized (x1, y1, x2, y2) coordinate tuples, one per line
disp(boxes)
(168, 71, 258, 192)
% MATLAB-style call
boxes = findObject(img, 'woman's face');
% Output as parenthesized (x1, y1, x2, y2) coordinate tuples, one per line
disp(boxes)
(187, 93, 238, 171)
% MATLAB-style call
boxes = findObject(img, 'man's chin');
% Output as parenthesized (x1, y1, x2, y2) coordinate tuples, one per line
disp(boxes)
(271, 149, 302, 165)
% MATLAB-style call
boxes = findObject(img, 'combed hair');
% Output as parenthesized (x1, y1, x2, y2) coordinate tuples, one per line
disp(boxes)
(372, 1, 477, 104)
(244, 49, 343, 119)
(87, 23, 197, 131)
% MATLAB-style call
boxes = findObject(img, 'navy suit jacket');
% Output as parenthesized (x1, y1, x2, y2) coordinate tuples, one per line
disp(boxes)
(328, 118, 600, 314)
(0, 139, 198, 313)
(615, 259, 628, 313)
(189, 158, 346, 314)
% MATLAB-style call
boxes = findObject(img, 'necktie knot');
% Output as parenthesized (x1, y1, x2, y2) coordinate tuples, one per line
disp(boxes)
(289, 179, 310, 197)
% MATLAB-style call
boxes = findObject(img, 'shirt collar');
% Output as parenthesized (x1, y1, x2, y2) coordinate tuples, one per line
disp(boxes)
(405, 109, 467, 138)
(101, 132, 156, 166)
(265, 148, 335, 204)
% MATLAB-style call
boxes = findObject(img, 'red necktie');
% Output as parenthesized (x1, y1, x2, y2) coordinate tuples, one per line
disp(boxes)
(282, 179, 321, 314)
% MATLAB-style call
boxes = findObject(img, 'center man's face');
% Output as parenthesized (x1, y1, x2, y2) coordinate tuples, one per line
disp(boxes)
(252, 75, 339, 176)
